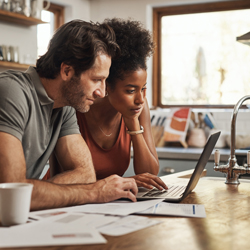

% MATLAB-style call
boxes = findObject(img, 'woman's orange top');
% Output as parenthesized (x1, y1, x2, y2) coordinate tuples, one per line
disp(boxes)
(76, 112, 132, 180)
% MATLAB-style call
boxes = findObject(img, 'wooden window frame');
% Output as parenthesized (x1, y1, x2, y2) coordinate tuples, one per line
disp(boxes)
(44, 1, 65, 30)
(152, 0, 250, 109)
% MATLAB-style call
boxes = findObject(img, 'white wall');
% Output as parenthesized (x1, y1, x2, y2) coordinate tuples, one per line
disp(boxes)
(89, 0, 230, 107)
(0, 22, 37, 65)
(51, 0, 91, 23)
(0, 0, 229, 67)
(90, 0, 220, 25)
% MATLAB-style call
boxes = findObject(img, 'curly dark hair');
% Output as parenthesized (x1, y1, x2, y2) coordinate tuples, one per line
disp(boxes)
(36, 19, 120, 79)
(103, 18, 155, 89)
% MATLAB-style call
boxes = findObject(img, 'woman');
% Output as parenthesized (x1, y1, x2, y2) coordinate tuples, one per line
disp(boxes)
(76, 18, 167, 190)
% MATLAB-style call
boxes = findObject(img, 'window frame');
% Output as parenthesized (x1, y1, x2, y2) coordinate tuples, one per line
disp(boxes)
(152, 0, 250, 109)
(44, 1, 64, 30)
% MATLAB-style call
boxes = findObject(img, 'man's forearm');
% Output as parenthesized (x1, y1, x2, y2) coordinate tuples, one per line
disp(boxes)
(50, 134, 97, 184)
(28, 175, 138, 211)
(49, 148, 96, 184)
(28, 179, 97, 211)
(0, 134, 137, 211)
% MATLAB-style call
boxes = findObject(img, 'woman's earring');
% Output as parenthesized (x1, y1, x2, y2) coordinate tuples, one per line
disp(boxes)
(105, 91, 108, 97)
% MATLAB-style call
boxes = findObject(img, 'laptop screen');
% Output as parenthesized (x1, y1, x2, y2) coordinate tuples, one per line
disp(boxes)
(181, 131, 221, 200)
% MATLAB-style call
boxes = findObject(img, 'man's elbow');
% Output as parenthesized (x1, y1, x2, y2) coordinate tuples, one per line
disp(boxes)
(76, 167, 97, 184)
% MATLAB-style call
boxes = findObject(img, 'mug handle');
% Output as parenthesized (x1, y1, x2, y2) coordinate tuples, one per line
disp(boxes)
(43, 0, 50, 10)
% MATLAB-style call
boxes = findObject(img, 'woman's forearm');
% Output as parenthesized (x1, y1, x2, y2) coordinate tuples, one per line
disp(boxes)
(131, 133, 159, 175)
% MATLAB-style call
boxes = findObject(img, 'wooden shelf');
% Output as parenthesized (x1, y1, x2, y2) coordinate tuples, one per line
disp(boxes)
(0, 61, 31, 71)
(0, 9, 46, 26)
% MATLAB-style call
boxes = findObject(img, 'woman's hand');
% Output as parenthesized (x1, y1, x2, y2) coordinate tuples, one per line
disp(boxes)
(128, 173, 168, 190)
(122, 105, 144, 132)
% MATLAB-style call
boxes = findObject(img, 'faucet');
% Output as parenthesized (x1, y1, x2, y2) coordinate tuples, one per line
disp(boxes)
(214, 95, 250, 184)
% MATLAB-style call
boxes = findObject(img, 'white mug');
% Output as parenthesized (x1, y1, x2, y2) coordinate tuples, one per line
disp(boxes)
(187, 128, 207, 148)
(22, 0, 31, 17)
(0, 183, 33, 227)
(31, 0, 50, 19)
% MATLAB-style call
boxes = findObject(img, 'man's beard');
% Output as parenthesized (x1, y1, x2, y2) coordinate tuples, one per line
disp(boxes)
(61, 75, 90, 113)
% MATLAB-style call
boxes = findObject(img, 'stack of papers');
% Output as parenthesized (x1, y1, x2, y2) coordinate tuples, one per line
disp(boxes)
(0, 199, 206, 248)
(0, 216, 106, 247)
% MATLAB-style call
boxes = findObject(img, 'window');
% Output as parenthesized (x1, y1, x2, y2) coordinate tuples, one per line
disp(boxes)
(37, 3, 64, 58)
(153, 1, 250, 108)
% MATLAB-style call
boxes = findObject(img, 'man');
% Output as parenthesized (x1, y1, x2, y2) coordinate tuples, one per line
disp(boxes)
(0, 20, 137, 211)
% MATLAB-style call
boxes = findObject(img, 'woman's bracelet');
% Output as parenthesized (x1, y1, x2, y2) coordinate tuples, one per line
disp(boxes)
(126, 125, 144, 135)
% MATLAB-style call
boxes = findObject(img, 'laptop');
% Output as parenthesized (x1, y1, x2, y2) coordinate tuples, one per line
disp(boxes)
(136, 131, 221, 203)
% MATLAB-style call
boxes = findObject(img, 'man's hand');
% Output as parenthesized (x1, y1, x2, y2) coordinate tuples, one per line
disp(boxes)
(93, 175, 138, 203)
(129, 173, 168, 190)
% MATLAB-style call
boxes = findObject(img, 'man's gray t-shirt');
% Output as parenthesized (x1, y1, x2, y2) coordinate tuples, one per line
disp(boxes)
(0, 67, 80, 179)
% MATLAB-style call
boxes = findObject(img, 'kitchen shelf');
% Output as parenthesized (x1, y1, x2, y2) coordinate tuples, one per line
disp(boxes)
(0, 61, 31, 71)
(0, 9, 46, 26)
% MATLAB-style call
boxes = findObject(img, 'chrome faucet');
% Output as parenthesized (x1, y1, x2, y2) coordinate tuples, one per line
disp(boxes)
(214, 95, 250, 184)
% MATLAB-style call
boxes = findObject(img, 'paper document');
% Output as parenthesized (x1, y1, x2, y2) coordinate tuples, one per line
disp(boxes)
(137, 202, 206, 218)
(29, 210, 120, 229)
(98, 215, 161, 236)
(0, 213, 106, 248)
(62, 199, 164, 216)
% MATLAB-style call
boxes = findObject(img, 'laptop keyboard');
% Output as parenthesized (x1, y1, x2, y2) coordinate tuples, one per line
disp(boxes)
(142, 185, 186, 198)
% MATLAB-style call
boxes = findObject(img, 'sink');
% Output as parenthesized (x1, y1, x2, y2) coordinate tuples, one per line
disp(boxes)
(202, 176, 250, 183)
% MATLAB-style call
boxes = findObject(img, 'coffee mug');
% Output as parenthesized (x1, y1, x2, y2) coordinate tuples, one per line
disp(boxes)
(31, 0, 50, 19)
(187, 128, 207, 148)
(1, 0, 11, 11)
(0, 183, 33, 227)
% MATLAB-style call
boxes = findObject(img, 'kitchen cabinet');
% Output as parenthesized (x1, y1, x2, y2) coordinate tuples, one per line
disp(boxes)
(124, 147, 231, 178)
(0, 9, 45, 70)
(124, 158, 226, 178)
(158, 159, 225, 177)
(125, 146, 250, 179)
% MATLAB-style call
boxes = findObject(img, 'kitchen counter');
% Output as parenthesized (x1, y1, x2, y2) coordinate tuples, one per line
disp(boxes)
(76, 170, 250, 250)
(3, 170, 249, 250)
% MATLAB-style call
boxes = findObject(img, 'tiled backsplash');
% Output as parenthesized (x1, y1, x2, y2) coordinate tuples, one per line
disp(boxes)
(212, 110, 250, 135)
(150, 108, 250, 135)
(150, 108, 250, 148)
